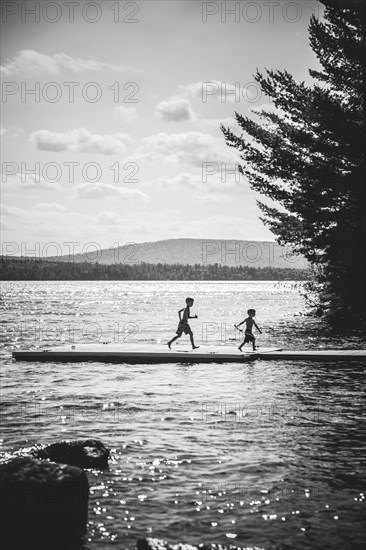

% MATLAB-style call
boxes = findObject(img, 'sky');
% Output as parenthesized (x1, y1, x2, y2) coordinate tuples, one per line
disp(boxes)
(0, 0, 324, 256)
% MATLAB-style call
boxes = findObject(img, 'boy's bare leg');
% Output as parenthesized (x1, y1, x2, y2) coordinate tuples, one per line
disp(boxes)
(167, 335, 180, 349)
(189, 333, 199, 350)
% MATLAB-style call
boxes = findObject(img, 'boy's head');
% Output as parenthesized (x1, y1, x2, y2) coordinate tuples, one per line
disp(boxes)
(247, 309, 256, 317)
(186, 297, 194, 306)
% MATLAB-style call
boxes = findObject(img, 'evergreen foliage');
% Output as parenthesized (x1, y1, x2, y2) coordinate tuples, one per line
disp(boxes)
(222, 0, 365, 317)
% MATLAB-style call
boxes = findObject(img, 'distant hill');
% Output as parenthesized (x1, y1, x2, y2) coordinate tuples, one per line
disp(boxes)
(57, 238, 308, 269)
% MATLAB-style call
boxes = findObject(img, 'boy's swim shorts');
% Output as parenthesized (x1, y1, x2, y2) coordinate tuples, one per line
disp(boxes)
(176, 322, 192, 336)
(243, 330, 255, 343)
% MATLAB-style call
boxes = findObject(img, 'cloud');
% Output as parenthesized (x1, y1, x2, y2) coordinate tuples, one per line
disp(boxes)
(30, 128, 130, 155)
(1, 220, 10, 231)
(153, 171, 247, 195)
(0, 126, 25, 138)
(92, 210, 263, 240)
(132, 131, 236, 167)
(1, 204, 25, 217)
(74, 182, 148, 201)
(108, 212, 264, 240)
(200, 116, 238, 127)
(156, 96, 196, 122)
(96, 211, 126, 226)
(1, 205, 274, 246)
(199, 116, 240, 134)
(176, 214, 262, 239)
(193, 194, 230, 204)
(10, 127, 26, 138)
(114, 106, 138, 123)
(0, 50, 142, 76)
(33, 203, 68, 212)
(179, 81, 210, 99)
(179, 80, 261, 103)
(3, 172, 62, 191)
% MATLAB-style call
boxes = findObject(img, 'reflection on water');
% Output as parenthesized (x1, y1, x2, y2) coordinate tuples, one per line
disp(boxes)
(1, 281, 365, 549)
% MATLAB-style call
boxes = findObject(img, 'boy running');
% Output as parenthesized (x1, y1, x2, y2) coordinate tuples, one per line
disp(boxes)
(235, 309, 262, 351)
(167, 297, 199, 350)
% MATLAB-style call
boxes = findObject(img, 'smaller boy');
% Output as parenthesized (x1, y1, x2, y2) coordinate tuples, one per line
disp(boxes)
(235, 309, 262, 351)
(167, 297, 199, 350)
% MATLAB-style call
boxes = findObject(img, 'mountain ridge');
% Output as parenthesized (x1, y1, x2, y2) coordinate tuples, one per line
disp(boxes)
(58, 238, 308, 269)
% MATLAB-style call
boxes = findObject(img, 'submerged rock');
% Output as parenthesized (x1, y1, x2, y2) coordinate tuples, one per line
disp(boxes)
(138, 540, 187, 550)
(137, 539, 240, 550)
(0, 456, 89, 550)
(32, 439, 110, 469)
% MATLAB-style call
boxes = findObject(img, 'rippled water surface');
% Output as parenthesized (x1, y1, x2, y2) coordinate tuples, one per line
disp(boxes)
(1, 281, 365, 549)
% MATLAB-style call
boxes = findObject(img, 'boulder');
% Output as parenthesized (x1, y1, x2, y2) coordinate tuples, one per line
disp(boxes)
(0, 456, 89, 550)
(32, 439, 110, 469)
(137, 539, 239, 550)
(137, 540, 175, 550)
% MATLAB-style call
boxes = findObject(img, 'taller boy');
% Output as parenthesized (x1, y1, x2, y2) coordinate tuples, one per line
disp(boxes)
(167, 297, 199, 350)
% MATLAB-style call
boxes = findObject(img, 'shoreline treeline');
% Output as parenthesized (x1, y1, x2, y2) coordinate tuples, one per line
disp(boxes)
(0, 257, 311, 281)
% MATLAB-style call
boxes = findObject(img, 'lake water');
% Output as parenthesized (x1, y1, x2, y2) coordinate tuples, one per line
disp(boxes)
(1, 281, 365, 549)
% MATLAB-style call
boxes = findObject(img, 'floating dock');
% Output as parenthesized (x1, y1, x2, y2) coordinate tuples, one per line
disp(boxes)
(11, 344, 366, 364)
(12, 344, 259, 364)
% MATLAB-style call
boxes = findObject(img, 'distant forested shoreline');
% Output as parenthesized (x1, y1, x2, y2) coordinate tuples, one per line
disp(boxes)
(0, 257, 311, 281)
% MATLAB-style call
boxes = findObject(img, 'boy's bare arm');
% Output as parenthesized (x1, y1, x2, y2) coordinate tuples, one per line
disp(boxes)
(235, 319, 245, 328)
(178, 308, 184, 320)
(254, 322, 262, 333)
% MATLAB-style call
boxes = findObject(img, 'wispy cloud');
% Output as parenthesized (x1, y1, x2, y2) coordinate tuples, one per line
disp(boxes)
(131, 131, 237, 167)
(1, 204, 25, 217)
(30, 127, 131, 155)
(114, 106, 138, 123)
(152, 171, 247, 195)
(0, 50, 143, 76)
(96, 211, 126, 226)
(2, 172, 62, 191)
(199, 116, 240, 133)
(179, 80, 261, 103)
(0, 126, 26, 139)
(74, 182, 148, 201)
(33, 203, 68, 212)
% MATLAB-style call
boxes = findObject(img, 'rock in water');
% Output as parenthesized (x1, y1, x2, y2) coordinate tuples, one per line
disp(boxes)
(0, 457, 89, 550)
(137, 540, 174, 550)
(32, 439, 110, 469)
(137, 540, 240, 550)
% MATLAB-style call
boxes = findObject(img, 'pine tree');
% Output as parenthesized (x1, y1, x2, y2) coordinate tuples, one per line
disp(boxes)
(222, 0, 365, 318)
